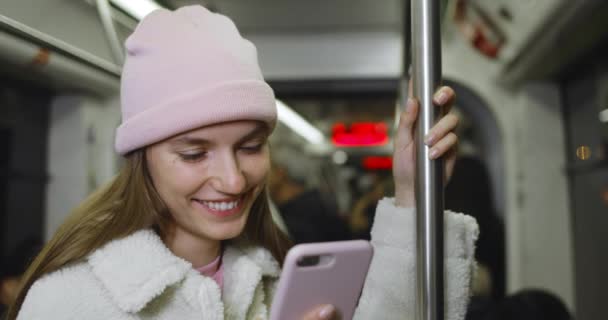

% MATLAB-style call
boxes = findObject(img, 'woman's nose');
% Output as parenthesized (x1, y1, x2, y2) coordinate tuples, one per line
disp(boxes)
(211, 154, 247, 194)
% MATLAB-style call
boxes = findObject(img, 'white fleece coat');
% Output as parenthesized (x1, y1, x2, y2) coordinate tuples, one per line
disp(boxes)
(17, 198, 478, 320)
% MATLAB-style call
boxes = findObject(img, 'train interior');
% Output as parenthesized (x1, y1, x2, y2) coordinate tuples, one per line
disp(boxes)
(1, 0, 607, 319)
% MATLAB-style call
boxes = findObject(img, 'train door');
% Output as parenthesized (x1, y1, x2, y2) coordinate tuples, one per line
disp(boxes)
(560, 39, 608, 320)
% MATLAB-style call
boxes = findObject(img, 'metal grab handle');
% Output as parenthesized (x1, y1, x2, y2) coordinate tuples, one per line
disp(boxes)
(405, 1, 445, 320)
(96, 0, 125, 65)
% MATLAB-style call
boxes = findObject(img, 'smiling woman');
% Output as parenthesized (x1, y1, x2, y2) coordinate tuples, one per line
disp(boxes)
(8, 5, 477, 320)
(146, 121, 272, 267)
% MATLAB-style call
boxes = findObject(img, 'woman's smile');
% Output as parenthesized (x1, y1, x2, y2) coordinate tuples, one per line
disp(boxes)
(191, 195, 247, 218)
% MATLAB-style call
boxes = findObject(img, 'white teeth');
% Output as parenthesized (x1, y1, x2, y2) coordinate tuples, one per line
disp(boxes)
(200, 200, 239, 211)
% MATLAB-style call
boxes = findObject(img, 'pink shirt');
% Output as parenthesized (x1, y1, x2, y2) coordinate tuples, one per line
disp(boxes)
(195, 255, 224, 289)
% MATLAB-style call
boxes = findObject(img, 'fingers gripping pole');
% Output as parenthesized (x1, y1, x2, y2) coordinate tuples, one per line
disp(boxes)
(408, 1, 445, 320)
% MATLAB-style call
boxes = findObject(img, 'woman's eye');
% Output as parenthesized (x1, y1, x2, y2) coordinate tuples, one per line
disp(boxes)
(178, 152, 206, 162)
(240, 143, 264, 153)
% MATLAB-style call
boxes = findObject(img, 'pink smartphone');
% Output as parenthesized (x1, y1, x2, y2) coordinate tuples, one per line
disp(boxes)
(269, 240, 373, 320)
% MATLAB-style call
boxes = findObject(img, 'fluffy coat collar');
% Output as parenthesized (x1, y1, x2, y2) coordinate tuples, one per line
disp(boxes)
(87, 229, 280, 315)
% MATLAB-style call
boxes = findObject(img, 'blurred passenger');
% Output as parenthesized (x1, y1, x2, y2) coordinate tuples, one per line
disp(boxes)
(0, 237, 41, 317)
(446, 156, 506, 300)
(483, 289, 572, 320)
(269, 163, 351, 243)
(7, 6, 475, 320)
(349, 175, 393, 239)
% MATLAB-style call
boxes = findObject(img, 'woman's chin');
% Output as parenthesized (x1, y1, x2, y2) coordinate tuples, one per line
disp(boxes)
(202, 219, 248, 241)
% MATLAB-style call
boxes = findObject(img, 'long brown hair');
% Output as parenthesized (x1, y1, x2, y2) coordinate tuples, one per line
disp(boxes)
(7, 149, 291, 319)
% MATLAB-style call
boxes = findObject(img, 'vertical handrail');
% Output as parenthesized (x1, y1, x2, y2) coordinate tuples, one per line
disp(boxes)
(410, 1, 444, 320)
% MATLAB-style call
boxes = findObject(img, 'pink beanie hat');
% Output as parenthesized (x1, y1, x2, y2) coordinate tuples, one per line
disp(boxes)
(115, 5, 277, 155)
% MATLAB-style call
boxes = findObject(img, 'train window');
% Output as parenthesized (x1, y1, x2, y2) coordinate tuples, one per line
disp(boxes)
(269, 86, 396, 245)
(0, 79, 51, 268)
(0, 127, 10, 259)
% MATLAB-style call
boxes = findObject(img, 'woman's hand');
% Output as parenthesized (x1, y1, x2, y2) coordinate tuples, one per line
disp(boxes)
(393, 86, 459, 207)
(301, 304, 337, 320)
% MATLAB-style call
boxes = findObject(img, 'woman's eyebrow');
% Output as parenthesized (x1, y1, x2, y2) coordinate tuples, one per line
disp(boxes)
(170, 136, 211, 146)
(238, 125, 269, 144)
(169, 125, 268, 146)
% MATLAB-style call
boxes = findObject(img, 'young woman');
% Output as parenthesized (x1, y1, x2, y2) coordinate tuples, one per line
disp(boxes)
(9, 5, 477, 320)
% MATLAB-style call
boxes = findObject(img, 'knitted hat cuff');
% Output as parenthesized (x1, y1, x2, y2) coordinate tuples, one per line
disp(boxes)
(115, 80, 276, 155)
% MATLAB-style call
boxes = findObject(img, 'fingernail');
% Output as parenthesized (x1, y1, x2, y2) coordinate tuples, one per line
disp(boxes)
(429, 148, 439, 159)
(406, 98, 415, 113)
(319, 305, 335, 319)
(434, 90, 448, 105)
(425, 134, 435, 146)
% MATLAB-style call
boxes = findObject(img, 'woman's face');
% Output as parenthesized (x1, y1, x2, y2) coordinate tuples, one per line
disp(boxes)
(146, 120, 270, 244)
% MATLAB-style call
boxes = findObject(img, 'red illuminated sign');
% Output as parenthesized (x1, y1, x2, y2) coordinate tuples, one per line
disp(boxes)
(332, 122, 389, 147)
(362, 156, 393, 170)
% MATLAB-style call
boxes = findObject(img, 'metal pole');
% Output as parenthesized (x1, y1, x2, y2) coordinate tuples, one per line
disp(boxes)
(0, 14, 122, 77)
(410, 1, 444, 320)
(96, 0, 125, 65)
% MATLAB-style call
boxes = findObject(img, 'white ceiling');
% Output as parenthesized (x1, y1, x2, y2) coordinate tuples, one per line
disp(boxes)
(162, 0, 404, 34)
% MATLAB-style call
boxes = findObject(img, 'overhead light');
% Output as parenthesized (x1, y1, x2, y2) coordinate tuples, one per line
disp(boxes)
(110, 0, 163, 20)
(600, 109, 608, 123)
(276, 100, 325, 145)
